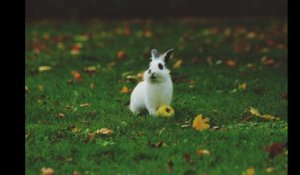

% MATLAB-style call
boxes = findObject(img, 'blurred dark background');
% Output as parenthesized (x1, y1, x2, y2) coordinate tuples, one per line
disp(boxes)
(26, 0, 287, 21)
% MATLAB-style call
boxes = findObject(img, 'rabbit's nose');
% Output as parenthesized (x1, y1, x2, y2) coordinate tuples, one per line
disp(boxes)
(148, 69, 151, 74)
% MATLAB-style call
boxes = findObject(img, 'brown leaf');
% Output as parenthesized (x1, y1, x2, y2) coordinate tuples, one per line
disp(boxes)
(120, 86, 130, 94)
(95, 128, 113, 135)
(117, 50, 127, 59)
(167, 160, 174, 172)
(265, 142, 286, 158)
(71, 70, 82, 81)
(41, 167, 54, 175)
(56, 112, 65, 118)
(70, 43, 81, 55)
(240, 115, 253, 123)
(226, 59, 236, 67)
(148, 141, 166, 148)
(184, 153, 194, 165)
(143, 30, 153, 38)
(73, 171, 81, 175)
(261, 56, 275, 66)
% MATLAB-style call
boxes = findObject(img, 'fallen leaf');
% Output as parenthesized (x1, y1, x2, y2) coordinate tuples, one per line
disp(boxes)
(184, 153, 194, 165)
(95, 128, 113, 135)
(239, 83, 247, 90)
(279, 92, 287, 100)
(260, 114, 279, 120)
(41, 167, 54, 175)
(65, 104, 73, 110)
(144, 30, 153, 38)
(70, 43, 81, 55)
(124, 26, 131, 36)
(71, 127, 81, 133)
(181, 121, 191, 128)
(167, 159, 174, 172)
(74, 35, 89, 42)
(79, 103, 90, 107)
(83, 66, 97, 76)
(265, 142, 285, 158)
(25, 86, 30, 93)
(88, 132, 94, 140)
(71, 70, 82, 81)
(43, 32, 50, 40)
(90, 83, 95, 89)
(196, 149, 210, 156)
(148, 140, 166, 148)
(265, 167, 274, 173)
(206, 56, 213, 65)
(56, 112, 65, 118)
(249, 107, 261, 117)
(38, 66, 52, 72)
(120, 86, 130, 94)
(247, 32, 256, 39)
(73, 171, 81, 175)
(192, 114, 210, 131)
(117, 50, 127, 59)
(173, 59, 183, 69)
(261, 56, 275, 66)
(38, 84, 44, 91)
(240, 115, 253, 123)
(244, 167, 255, 175)
(226, 59, 236, 67)
(216, 60, 223, 65)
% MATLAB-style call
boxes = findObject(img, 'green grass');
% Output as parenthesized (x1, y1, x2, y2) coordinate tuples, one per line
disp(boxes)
(26, 18, 287, 175)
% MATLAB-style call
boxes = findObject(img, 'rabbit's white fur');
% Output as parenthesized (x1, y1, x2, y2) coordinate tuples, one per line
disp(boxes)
(130, 49, 173, 116)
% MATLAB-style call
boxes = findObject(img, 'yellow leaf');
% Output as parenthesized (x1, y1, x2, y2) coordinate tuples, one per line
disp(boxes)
(260, 114, 278, 120)
(173, 59, 183, 69)
(95, 128, 113, 135)
(38, 66, 52, 72)
(41, 167, 54, 175)
(79, 103, 90, 107)
(156, 105, 175, 118)
(196, 149, 210, 156)
(239, 83, 247, 90)
(246, 167, 255, 175)
(71, 127, 81, 133)
(265, 167, 274, 173)
(120, 86, 130, 94)
(192, 114, 210, 131)
(249, 107, 261, 117)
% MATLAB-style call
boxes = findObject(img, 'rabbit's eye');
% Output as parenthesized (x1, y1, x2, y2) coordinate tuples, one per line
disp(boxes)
(158, 63, 163, 70)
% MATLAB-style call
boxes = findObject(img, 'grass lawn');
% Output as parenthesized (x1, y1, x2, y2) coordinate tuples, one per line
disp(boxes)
(25, 18, 287, 175)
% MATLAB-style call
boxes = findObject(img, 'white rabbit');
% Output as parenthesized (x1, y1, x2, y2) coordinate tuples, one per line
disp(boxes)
(130, 48, 174, 116)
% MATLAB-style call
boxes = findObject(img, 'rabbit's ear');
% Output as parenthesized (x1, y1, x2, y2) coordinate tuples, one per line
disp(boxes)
(151, 49, 159, 60)
(162, 49, 173, 64)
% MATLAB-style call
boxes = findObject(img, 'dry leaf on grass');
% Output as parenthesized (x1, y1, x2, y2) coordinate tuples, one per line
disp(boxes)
(95, 128, 113, 135)
(41, 167, 54, 175)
